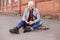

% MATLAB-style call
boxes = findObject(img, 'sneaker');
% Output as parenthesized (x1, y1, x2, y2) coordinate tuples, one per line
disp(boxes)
(9, 27, 19, 34)
(23, 26, 31, 33)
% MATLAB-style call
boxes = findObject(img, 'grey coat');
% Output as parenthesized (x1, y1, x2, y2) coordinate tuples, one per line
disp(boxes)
(21, 8, 42, 23)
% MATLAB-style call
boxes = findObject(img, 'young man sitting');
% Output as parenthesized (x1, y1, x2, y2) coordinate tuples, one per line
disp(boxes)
(9, 1, 49, 34)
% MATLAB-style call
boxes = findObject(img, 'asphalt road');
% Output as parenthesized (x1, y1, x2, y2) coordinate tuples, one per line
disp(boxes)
(0, 15, 60, 40)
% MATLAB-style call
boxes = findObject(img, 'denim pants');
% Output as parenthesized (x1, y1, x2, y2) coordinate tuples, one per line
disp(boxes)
(16, 20, 43, 29)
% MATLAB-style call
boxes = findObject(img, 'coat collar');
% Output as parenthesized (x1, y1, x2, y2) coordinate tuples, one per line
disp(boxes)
(27, 8, 35, 15)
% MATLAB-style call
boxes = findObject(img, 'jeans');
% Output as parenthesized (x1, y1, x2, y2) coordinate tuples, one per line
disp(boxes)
(16, 20, 43, 29)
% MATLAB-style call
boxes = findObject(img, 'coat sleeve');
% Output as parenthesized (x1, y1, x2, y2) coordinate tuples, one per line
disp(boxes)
(21, 8, 27, 21)
(34, 8, 41, 23)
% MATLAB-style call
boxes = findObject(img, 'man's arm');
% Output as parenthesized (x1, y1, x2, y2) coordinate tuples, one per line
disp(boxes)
(28, 9, 41, 25)
(22, 8, 27, 21)
(34, 9, 41, 23)
(21, 8, 29, 24)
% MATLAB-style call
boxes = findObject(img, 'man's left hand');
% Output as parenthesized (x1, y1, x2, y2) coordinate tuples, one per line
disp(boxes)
(28, 21, 34, 25)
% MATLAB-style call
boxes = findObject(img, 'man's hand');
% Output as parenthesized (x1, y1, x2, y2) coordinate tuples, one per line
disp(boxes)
(28, 21, 34, 25)
(25, 21, 34, 25)
(25, 21, 29, 24)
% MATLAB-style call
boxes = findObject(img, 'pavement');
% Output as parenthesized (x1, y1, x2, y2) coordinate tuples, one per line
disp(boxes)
(0, 15, 60, 40)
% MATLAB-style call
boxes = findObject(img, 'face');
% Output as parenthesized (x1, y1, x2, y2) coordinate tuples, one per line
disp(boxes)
(28, 6, 34, 10)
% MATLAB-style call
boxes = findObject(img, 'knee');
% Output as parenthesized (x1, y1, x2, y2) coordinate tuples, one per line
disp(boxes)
(20, 20, 25, 23)
(37, 21, 43, 26)
(18, 20, 25, 24)
(36, 21, 43, 24)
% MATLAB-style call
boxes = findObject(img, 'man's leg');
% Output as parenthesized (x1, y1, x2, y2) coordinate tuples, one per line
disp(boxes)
(31, 21, 43, 30)
(9, 20, 26, 34)
(31, 21, 49, 30)
(23, 21, 42, 33)
(16, 21, 26, 29)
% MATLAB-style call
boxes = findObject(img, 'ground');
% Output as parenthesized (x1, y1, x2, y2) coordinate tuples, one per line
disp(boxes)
(0, 15, 60, 40)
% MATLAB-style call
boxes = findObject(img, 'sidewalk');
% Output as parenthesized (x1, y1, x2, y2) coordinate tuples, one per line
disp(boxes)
(0, 15, 60, 40)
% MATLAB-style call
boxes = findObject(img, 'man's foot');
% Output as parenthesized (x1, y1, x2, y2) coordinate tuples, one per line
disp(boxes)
(23, 26, 32, 33)
(9, 27, 19, 34)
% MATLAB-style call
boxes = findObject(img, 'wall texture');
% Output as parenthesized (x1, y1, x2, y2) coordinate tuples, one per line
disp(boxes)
(0, 0, 60, 16)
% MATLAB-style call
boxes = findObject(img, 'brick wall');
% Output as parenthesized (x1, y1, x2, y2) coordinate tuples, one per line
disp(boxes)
(36, 1, 60, 16)
(0, 0, 60, 16)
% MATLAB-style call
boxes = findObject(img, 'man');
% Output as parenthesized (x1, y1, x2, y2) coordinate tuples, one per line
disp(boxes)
(9, 1, 48, 34)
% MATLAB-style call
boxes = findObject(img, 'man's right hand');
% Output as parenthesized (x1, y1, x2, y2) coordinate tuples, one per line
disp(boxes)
(25, 21, 29, 24)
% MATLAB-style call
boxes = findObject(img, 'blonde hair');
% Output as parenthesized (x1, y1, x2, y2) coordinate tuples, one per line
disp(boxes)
(28, 1, 35, 6)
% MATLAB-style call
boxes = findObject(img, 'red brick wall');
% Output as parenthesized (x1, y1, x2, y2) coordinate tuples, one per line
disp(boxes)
(36, 1, 60, 16)
(0, 0, 60, 16)
(20, 0, 60, 16)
